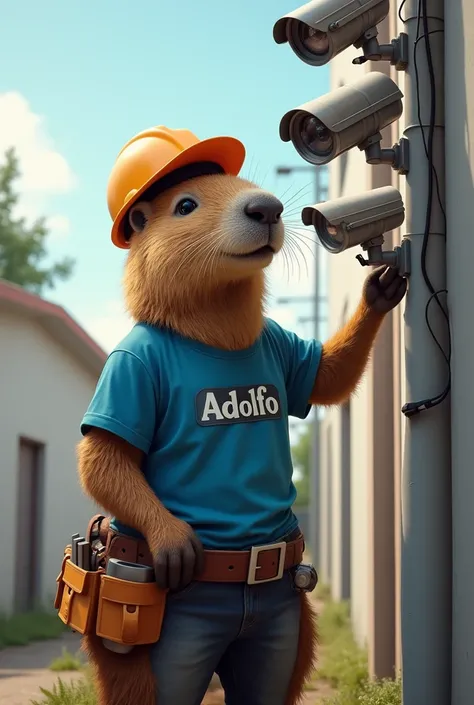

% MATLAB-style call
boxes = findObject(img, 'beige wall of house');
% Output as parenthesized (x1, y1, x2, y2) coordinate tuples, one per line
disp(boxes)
(320, 4, 408, 677)
(320, 37, 375, 648)
(0, 310, 98, 612)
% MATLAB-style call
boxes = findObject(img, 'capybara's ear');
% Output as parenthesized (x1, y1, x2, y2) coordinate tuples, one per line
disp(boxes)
(128, 201, 154, 234)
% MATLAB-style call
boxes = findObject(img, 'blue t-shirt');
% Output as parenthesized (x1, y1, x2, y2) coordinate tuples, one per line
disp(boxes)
(81, 319, 322, 549)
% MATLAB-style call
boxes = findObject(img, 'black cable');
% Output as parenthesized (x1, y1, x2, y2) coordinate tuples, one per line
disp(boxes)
(402, 291, 451, 416)
(401, 0, 451, 417)
(399, 2, 446, 227)
(414, 30, 447, 231)
(419, 0, 451, 399)
(398, 0, 408, 24)
(419, 0, 437, 298)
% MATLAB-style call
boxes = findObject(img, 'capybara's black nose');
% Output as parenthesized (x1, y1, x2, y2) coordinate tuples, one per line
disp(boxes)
(244, 194, 284, 225)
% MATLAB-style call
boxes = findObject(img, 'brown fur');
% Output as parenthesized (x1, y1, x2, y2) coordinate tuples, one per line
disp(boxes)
(285, 594, 319, 705)
(311, 299, 384, 406)
(82, 634, 155, 705)
(124, 175, 267, 350)
(77, 171, 387, 705)
(78, 430, 193, 556)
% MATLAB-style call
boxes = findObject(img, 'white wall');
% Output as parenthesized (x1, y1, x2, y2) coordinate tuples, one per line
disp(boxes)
(0, 311, 99, 612)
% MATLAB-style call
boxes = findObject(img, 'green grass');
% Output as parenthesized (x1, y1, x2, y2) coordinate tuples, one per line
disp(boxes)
(327, 677, 402, 705)
(31, 678, 96, 705)
(316, 599, 369, 691)
(49, 648, 84, 672)
(311, 585, 401, 705)
(0, 610, 65, 648)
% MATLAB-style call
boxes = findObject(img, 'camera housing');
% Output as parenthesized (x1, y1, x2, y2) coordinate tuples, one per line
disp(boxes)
(302, 185, 404, 252)
(273, 0, 407, 69)
(301, 185, 410, 274)
(279, 71, 408, 173)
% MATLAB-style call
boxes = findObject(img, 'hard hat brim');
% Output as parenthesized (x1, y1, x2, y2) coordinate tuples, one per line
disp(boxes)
(111, 135, 246, 249)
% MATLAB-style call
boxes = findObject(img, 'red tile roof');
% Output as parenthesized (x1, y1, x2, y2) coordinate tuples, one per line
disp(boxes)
(0, 278, 107, 376)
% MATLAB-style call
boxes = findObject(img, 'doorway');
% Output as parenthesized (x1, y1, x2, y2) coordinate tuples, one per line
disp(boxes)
(14, 437, 45, 612)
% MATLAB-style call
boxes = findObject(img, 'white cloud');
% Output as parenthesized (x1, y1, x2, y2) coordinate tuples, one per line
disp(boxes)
(0, 91, 76, 233)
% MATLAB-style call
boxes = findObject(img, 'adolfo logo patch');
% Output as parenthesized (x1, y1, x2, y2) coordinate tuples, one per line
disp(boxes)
(196, 385, 282, 426)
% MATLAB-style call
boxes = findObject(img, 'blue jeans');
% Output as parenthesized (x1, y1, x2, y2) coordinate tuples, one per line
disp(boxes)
(150, 567, 301, 704)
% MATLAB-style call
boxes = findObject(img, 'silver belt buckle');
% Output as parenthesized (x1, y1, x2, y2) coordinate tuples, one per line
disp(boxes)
(247, 541, 287, 585)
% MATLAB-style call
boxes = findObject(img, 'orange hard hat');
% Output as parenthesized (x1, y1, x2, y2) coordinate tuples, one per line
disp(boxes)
(107, 125, 246, 248)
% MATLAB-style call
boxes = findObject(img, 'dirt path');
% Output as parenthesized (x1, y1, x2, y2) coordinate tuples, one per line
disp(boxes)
(0, 633, 83, 705)
(203, 683, 334, 704)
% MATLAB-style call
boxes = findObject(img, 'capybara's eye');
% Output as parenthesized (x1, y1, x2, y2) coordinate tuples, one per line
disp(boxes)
(175, 198, 198, 216)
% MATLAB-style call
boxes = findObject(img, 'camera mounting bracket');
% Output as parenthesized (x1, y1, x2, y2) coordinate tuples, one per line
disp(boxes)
(360, 133, 410, 175)
(352, 28, 409, 71)
(356, 237, 411, 277)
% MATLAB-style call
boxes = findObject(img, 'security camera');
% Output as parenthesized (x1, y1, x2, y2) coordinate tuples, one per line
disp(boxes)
(301, 185, 410, 275)
(301, 185, 404, 252)
(279, 71, 409, 174)
(273, 0, 408, 70)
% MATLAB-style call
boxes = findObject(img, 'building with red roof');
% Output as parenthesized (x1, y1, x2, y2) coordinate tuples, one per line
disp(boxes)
(0, 279, 106, 613)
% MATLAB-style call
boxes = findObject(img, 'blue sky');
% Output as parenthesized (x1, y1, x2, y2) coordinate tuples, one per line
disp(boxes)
(0, 0, 329, 352)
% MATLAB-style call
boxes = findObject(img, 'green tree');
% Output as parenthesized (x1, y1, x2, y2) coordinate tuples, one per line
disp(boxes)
(0, 147, 74, 294)
(291, 423, 311, 506)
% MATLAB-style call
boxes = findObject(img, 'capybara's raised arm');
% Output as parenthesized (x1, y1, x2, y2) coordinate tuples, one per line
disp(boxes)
(77, 428, 204, 590)
(310, 265, 407, 406)
(310, 299, 384, 406)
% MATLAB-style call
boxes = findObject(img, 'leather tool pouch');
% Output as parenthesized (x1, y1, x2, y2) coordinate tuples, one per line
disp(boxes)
(95, 574, 167, 647)
(55, 554, 102, 635)
(55, 514, 166, 646)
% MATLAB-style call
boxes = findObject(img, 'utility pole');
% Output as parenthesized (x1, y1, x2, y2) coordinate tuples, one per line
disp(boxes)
(401, 1, 451, 704)
(275, 164, 328, 566)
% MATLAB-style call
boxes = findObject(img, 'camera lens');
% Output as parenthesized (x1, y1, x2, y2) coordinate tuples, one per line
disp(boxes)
(287, 19, 331, 65)
(300, 116, 334, 158)
(315, 213, 345, 252)
(299, 25, 329, 55)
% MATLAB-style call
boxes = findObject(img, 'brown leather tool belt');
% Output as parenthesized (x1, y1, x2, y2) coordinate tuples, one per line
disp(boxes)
(89, 515, 305, 585)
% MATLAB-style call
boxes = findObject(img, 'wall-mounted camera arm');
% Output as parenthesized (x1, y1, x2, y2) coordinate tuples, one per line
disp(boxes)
(355, 237, 411, 277)
(352, 28, 409, 70)
(360, 133, 410, 175)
